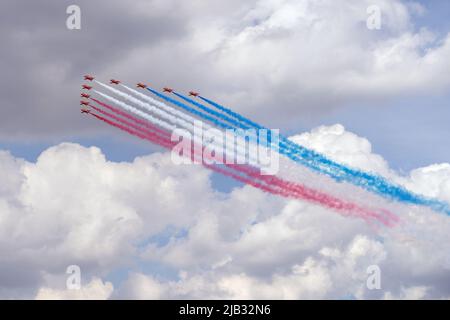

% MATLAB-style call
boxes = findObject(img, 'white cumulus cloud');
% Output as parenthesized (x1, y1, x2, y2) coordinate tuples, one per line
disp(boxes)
(0, 125, 449, 299)
(35, 278, 113, 300)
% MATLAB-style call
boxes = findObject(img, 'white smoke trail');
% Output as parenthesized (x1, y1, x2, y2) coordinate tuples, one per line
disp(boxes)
(121, 83, 279, 157)
(105, 85, 400, 209)
(114, 85, 377, 202)
(94, 87, 420, 221)
(94, 91, 175, 132)
(93, 90, 263, 167)
(95, 81, 268, 166)
(120, 84, 204, 127)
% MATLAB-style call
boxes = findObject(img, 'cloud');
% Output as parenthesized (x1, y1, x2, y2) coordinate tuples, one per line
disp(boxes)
(405, 164, 450, 202)
(290, 124, 391, 176)
(0, 0, 187, 138)
(1, 0, 450, 138)
(0, 142, 214, 297)
(127, 235, 385, 299)
(35, 278, 113, 300)
(383, 286, 428, 300)
(0, 124, 450, 299)
(117, 273, 166, 299)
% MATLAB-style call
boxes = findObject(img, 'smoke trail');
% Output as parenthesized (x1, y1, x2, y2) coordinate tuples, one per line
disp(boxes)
(89, 101, 397, 226)
(173, 92, 248, 130)
(87, 111, 298, 201)
(90, 98, 165, 134)
(95, 83, 235, 148)
(149, 89, 450, 215)
(95, 84, 447, 217)
(88, 112, 168, 148)
(121, 84, 273, 167)
(199, 95, 260, 128)
(89, 103, 168, 139)
(121, 84, 213, 128)
(115, 83, 260, 159)
(94, 90, 176, 133)
(96, 81, 231, 132)
(93, 90, 263, 167)
(143, 88, 358, 174)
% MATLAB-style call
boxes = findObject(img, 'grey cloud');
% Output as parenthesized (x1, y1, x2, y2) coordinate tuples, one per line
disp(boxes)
(0, 0, 187, 139)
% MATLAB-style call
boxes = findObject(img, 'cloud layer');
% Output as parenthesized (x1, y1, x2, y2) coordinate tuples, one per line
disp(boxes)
(1, 124, 450, 299)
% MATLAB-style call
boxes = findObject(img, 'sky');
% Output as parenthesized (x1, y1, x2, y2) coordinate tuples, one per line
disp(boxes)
(1, 0, 450, 299)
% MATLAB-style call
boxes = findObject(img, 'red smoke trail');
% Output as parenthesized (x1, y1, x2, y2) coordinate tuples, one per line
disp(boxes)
(228, 163, 397, 226)
(89, 103, 169, 139)
(89, 102, 397, 226)
(88, 111, 295, 198)
(90, 101, 397, 226)
(87, 110, 304, 199)
(91, 98, 168, 135)
(89, 112, 168, 147)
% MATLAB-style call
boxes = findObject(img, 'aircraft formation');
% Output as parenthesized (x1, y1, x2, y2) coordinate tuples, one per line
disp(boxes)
(81, 76, 202, 117)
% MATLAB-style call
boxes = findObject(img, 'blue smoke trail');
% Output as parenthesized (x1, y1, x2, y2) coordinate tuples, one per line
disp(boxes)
(199, 95, 262, 129)
(173, 92, 250, 130)
(146, 88, 450, 215)
(146, 88, 234, 131)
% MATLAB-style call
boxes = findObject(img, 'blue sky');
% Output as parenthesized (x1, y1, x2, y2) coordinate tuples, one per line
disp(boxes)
(415, 0, 450, 33)
(303, 92, 450, 172)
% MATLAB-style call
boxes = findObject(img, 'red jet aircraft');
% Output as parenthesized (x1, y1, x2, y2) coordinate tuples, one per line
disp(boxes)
(82, 85, 92, 90)
(189, 91, 199, 97)
(81, 93, 90, 98)
(163, 87, 173, 93)
(80, 100, 89, 106)
(137, 83, 147, 89)
(84, 75, 94, 81)
(81, 108, 91, 114)
(110, 79, 120, 85)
